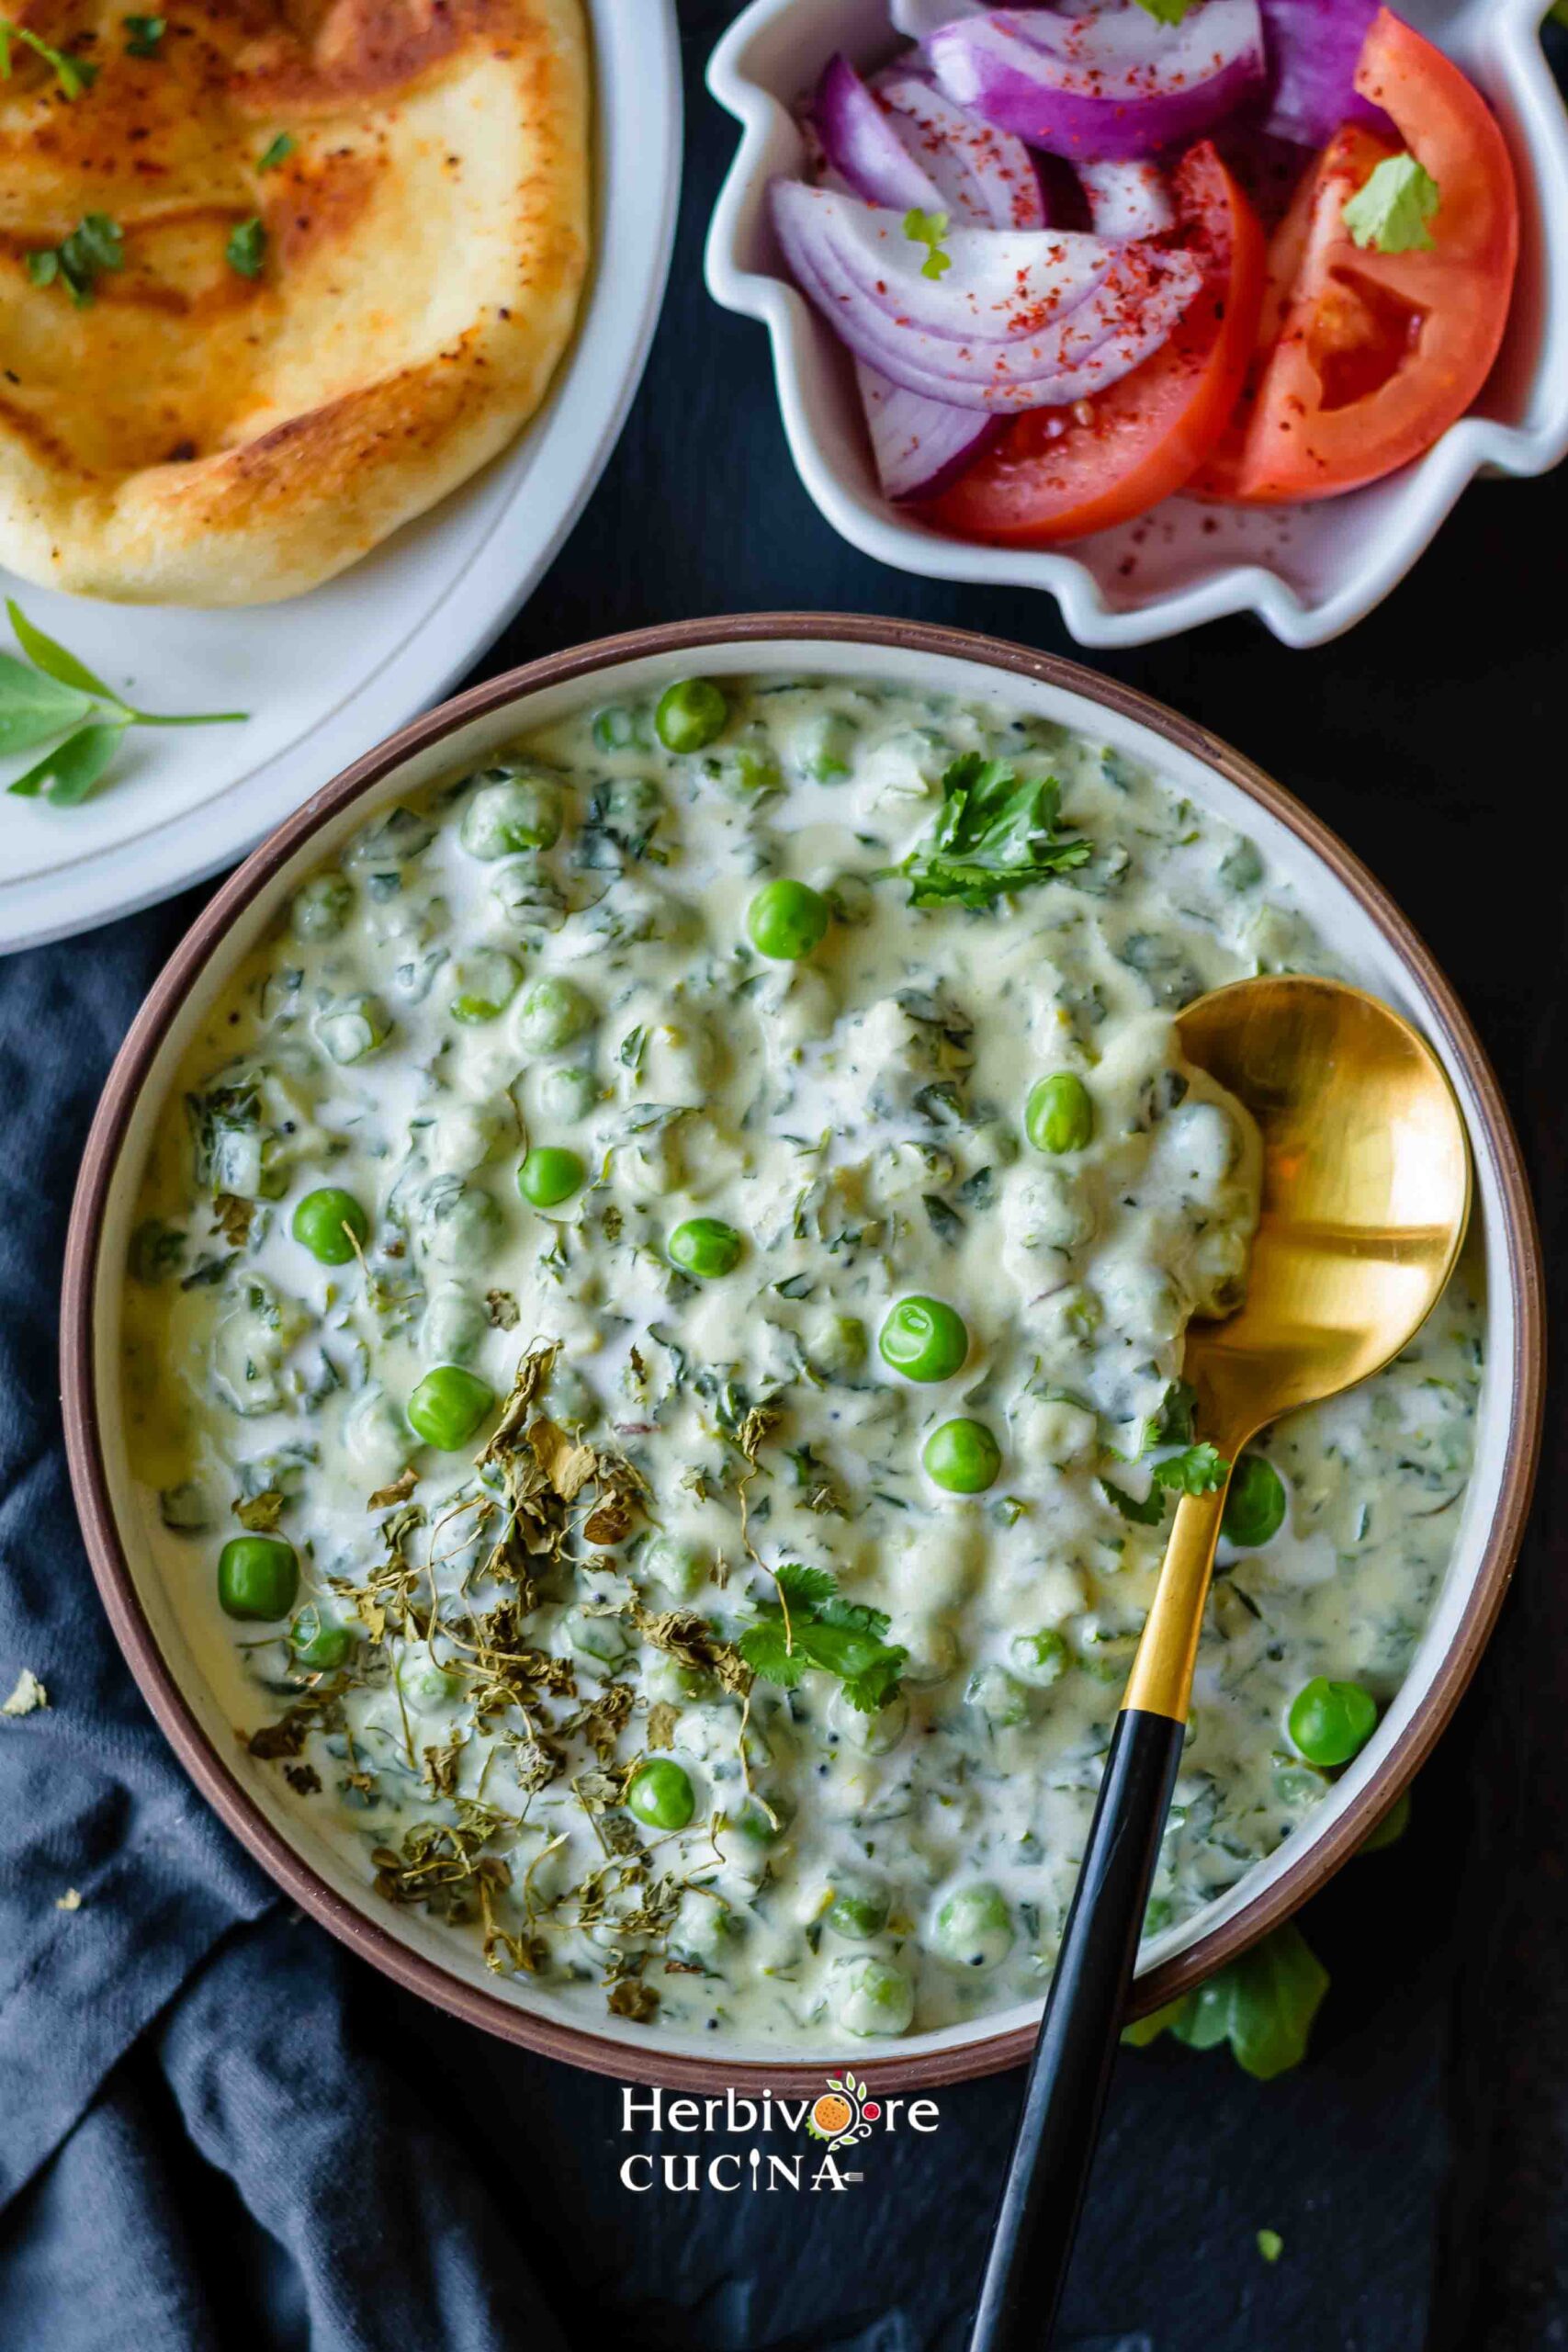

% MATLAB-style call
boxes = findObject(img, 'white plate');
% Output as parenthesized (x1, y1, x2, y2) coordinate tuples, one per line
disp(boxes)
(0, 0, 682, 955)
(705, 0, 1568, 649)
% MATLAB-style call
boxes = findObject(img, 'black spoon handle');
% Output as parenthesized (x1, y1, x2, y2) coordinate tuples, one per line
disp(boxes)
(967, 1705, 1187, 2352)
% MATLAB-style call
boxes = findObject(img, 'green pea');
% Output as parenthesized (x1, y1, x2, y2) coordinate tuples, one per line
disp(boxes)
(290, 1187, 369, 1266)
(318, 993, 390, 1065)
(640, 1533, 710, 1601)
(407, 1364, 494, 1451)
(459, 772, 564, 859)
(835, 1953, 914, 2037)
(923, 1417, 1001, 1494)
(592, 704, 646, 753)
(517, 975, 594, 1054)
(400, 1657, 463, 1708)
(1026, 1071, 1095, 1154)
(288, 1605, 353, 1670)
(879, 1295, 968, 1383)
(1223, 1454, 1288, 1547)
(290, 873, 352, 941)
(965, 1664, 1030, 1727)
(655, 677, 728, 754)
(806, 1311, 867, 1381)
(517, 1147, 585, 1208)
(626, 1758, 695, 1831)
(826, 1876, 891, 1940)
(1287, 1678, 1378, 1769)
(1010, 1627, 1068, 1689)
(668, 1216, 743, 1280)
(450, 949, 523, 1024)
(536, 1065, 599, 1124)
(218, 1534, 299, 1623)
(733, 1789, 793, 1844)
(931, 1882, 1013, 1970)
(746, 877, 829, 961)
(563, 1607, 632, 1667)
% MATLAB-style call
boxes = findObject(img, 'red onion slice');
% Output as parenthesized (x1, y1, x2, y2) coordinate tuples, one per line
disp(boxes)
(772, 182, 1202, 412)
(927, 0, 1267, 160)
(1077, 159, 1175, 240)
(856, 362, 1001, 498)
(1259, 0, 1393, 146)
(812, 54, 946, 211)
(875, 73, 1049, 229)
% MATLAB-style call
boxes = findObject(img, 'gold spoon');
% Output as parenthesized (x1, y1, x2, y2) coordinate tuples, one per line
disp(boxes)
(969, 975, 1472, 2352)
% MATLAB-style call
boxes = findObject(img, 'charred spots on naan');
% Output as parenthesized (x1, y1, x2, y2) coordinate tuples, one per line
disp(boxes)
(228, 0, 530, 111)
(269, 140, 382, 268)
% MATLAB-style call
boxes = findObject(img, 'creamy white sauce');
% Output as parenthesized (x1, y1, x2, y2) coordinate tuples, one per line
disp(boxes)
(121, 675, 1483, 2043)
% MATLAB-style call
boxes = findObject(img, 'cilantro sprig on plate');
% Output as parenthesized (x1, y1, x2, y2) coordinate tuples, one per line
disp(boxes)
(896, 753, 1092, 909)
(3, 602, 247, 808)
(0, 15, 98, 96)
(738, 1564, 907, 1714)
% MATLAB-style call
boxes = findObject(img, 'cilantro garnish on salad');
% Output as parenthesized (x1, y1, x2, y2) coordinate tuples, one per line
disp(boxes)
(1343, 153, 1441, 254)
(739, 1564, 908, 1714)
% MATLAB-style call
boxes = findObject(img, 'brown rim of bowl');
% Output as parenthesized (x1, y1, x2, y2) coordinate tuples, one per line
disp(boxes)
(61, 613, 1545, 2096)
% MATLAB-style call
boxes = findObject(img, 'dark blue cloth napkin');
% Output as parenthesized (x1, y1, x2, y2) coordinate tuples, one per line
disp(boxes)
(0, 920, 570, 2352)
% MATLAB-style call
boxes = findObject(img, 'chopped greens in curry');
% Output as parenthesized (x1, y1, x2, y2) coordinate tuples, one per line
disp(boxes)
(120, 674, 1483, 2043)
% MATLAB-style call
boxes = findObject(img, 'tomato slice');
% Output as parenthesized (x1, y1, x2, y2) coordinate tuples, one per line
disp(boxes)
(1195, 9, 1518, 503)
(921, 141, 1265, 548)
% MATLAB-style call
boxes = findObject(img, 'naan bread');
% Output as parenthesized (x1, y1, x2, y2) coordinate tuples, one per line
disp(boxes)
(0, 0, 589, 603)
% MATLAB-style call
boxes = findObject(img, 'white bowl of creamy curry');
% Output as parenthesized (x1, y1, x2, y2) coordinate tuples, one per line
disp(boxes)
(62, 618, 1542, 2090)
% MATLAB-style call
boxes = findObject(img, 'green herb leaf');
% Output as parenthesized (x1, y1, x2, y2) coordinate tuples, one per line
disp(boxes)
(903, 206, 952, 281)
(0, 654, 95, 754)
(1149, 1378, 1197, 1448)
(1150, 1442, 1230, 1497)
(257, 131, 295, 172)
(7, 718, 129, 805)
(27, 214, 124, 306)
(1100, 1476, 1166, 1527)
(1131, 0, 1197, 18)
(0, 17, 98, 96)
(1122, 1923, 1329, 2079)
(897, 754, 1092, 909)
(6, 599, 121, 700)
(123, 14, 164, 55)
(1342, 153, 1440, 254)
(739, 1565, 907, 1713)
(226, 216, 267, 277)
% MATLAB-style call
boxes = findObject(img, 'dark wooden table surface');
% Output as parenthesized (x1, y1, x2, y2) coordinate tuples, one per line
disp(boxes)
(51, 5, 1568, 2343)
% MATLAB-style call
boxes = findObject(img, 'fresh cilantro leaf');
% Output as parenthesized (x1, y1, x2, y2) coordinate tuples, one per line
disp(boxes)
(123, 14, 164, 56)
(1122, 1922, 1329, 2080)
(1149, 1379, 1197, 1447)
(897, 753, 1092, 909)
(1131, 0, 1197, 18)
(0, 17, 98, 95)
(27, 214, 123, 306)
(226, 216, 267, 278)
(1342, 153, 1440, 254)
(903, 206, 952, 280)
(1150, 1442, 1230, 1497)
(739, 1566, 907, 1713)
(1100, 1476, 1166, 1527)
(257, 131, 295, 172)
(773, 1560, 837, 1610)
